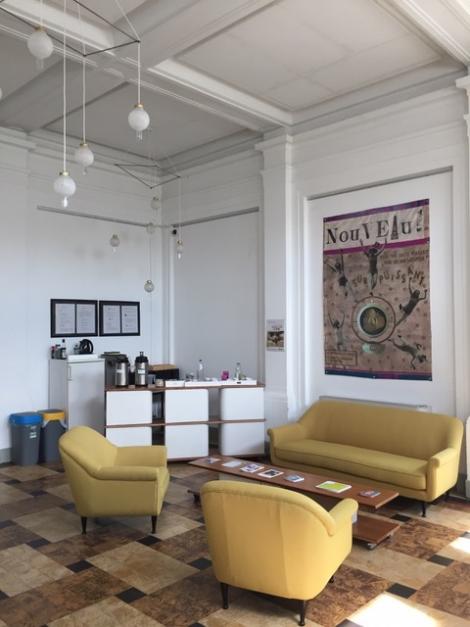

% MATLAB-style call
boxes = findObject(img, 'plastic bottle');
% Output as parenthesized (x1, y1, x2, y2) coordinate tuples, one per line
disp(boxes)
(197, 359, 205, 381)
(234, 362, 241, 381)
(60, 339, 67, 359)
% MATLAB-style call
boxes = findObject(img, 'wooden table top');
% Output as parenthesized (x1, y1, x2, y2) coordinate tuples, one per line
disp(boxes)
(190, 455, 398, 510)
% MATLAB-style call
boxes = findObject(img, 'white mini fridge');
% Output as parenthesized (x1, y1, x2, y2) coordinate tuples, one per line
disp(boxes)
(49, 356, 105, 433)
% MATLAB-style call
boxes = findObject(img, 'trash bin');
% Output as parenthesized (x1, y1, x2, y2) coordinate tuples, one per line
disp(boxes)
(9, 412, 42, 466)
(37, 409, 66, 463)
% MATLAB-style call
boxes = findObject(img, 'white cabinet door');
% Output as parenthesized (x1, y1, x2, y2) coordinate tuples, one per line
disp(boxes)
(165, 389, 208, 458)
(220, 388, 264, 420)
(106, 391, 152, 426)
(68, 361, 105, 433)
(219, 422, 265, 455)
(106, 427, 152, 446)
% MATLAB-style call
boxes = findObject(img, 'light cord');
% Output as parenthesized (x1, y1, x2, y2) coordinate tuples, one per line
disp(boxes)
(113, 0, 140, 40)
(137, 41, 141, 104)
(62, 0, 67, 171)
(77, 1, 86, 142)
(40, 0, 43, 27)
(112, 0, 141, 104)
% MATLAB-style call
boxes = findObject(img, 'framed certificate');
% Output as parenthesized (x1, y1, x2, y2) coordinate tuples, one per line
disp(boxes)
(50, 299, 98, 337)
(99, 301, 140, 336)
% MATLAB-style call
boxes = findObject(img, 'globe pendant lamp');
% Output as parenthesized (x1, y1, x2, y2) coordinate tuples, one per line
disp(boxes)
(128, 43, 150, 140)
(54, 0, 76, 208)
(27, 26, 53, 70)
(144, 279, 155, 293)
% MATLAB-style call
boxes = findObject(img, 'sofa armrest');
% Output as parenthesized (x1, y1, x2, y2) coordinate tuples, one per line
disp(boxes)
(96, 465, 159, 481)
(268, 422, 307, 448)
(427, 447, 459, 499)
(115, 445, 167, 468)
(429, 448, 458, 468)
(328, 499, 358, 535)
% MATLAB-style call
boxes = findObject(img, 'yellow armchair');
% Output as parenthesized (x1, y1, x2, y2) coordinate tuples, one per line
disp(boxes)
(59, 426, 169, 534)
(201, 480, 357, 626)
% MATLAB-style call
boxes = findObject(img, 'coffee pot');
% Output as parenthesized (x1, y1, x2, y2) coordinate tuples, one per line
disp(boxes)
(114, 356, 129, 387)
(135, 351, 149, 387)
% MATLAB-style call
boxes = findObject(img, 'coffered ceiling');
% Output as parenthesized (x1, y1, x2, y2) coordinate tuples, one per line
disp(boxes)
(0, 0, 468, 166)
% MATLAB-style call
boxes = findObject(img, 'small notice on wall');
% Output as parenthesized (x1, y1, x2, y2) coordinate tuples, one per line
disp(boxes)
(266, 319, 285, 351)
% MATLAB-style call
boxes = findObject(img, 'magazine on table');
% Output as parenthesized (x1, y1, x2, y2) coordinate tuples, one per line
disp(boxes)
(222, 460, 243, 468)
(241, 463, 264, 473)
(204, 457, 220, 464)
(358, 489, 381, 498)
(258, 468, 283, 478)
(285, 474, 305, 483)
(316, 480, 351, 493)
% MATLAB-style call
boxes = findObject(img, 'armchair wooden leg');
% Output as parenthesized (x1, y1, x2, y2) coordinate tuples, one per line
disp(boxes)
(151, 516, 157, 534)
(298, 600, 307, 626)
(220, 583, 229, 609)
(81, 517, 87, 534)
(421, 502, 427, 517)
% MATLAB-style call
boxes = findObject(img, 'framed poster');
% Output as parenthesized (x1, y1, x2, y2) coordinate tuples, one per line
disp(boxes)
(50, 299, 98, 337)
(99, 301, 140, 336)
(266, 319, 285, 351)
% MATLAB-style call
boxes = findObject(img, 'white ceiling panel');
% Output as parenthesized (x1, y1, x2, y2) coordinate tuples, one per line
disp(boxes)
(264, 77, 334, 110)
(46, 84, 244, 157)
(309, 33, 439, 94)
(45, 0, 148, 25)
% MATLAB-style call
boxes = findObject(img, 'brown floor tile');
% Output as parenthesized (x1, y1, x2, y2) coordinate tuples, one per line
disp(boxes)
(0, 521, 43, 550)
(386, 518, 462, 559)
(0, 493, 66, 522)
(48, 596, 165, 627)
(304, 564, 391, 627)
(155, 526, 210, 564)
(0, 567, 127, 627)
(412, 561, 470, 620)
(407, 502, 470, 533)
(15, 506, 94, 542)
(168, 463, 210, 479)
(14, 473, 68, 495)
(438, 535, 470, 564)
(38, 522, 143, 565)
(0, 483, 33, 506)
(164, 502, 205, 521)
(0, 466, 58, 482)
(164, 481, 195, 505)
(120, 509, 202, 540)
(45, 482, 73, 502)
(133, 568, 227, 627)
(88, 541, 196, 594)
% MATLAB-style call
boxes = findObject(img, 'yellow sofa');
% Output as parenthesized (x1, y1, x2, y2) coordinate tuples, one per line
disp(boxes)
(268, 400, 463, 516)
(201, 480, 357, 626)
(59, 426, 169, 534)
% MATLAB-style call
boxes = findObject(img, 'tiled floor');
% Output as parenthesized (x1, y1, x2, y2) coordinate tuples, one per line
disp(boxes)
(0, 460, 469, 626)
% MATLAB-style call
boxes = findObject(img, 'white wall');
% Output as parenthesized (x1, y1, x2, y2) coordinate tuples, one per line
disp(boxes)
(0, 129, 162, 454)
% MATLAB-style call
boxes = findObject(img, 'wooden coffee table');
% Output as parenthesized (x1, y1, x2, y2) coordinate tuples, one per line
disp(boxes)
(189, 455, 400, 549)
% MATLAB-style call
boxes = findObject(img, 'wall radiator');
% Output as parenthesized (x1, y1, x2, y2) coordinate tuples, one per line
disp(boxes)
(319, 395, 432, 412)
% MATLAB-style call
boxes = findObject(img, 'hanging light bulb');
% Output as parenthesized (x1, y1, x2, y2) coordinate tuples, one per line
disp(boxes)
(74, 142, 94, 174)
(176, 238, 183, 260)
(110, 234, 120, 252)
(144, 279, 155, 293)
(54, 0, 76, 207)
(146, 222, 157, 235)
(27, 27, 53, 69)
(53, 171, 76, 207)
(150, 195, 161, 211)
(128, 43, 150, 140)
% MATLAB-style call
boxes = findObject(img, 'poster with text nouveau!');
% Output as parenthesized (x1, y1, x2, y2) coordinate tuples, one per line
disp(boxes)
(323, 199, 432, 380)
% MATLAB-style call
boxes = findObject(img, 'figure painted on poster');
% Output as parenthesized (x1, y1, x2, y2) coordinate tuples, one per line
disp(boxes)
(328, 310, 345, 351)
(325, 251, 355, 299)
(360, 239, 387, 292)
(396, 278, 428, 326)
(389, 335, 427, 370)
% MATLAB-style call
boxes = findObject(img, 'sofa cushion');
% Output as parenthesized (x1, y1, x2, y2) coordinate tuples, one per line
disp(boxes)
(274, 439, 427, 490)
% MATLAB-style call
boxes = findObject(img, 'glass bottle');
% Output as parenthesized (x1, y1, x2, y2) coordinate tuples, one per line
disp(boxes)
(197, 359, 205, 381)
(234, 362, 241, 381)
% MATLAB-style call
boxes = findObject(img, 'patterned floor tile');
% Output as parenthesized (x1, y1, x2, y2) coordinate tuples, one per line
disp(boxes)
(437, 535, 470, 564)
(164, 481, 195, 505)
(386, 518, 461, 559)
(346, 591, 470, 626)
(0, 465, 58, 482)
(304, 565, 391, 627)
(412, 561, 470, 620)
(155, 527, 210, 564)
(37, 522, 143, 566)
(132, 568, 230, 627)
(48, 596, 165, 627)
(88, 541, 196, 594)
(164, 502, 206, 521)
(0, 483, 33, 506)
(45, 482, 73, 502)
(407, 502, 470, 533)
(0, 544, 70, 596)
(13, 473, 68, 495)
(119, 509, 202, 540)
(344, 544, 445, 589)
(0, 567, 127, 627)
(0, 520, 43, 550)
(0, 493, 66, 522)
(14, 506, 95, 542)
(168, 463, 209, 479)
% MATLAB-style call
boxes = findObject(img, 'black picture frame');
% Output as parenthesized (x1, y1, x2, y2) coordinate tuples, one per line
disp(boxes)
(50, 299, 98, 338)
(99, 300, 141, 336)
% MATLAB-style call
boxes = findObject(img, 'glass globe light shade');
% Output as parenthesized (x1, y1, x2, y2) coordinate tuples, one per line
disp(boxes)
(128, 103, 150, 140)
(146, 222, 157, 235)
(109, 234, 120, 252)
(176, 239, 183, 260)
(74, 142, 94, 174)
(144, 279, 155, 293)
(150, 195, 161, 211)
(27, 27, 53, 69)
(53, 171, 76, 208)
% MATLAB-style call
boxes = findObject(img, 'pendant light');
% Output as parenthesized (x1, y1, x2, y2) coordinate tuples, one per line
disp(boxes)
(128, 42, 150, 140)
(54, 0, 76, 208)
(74, 5, 94, 174)
(27, 0, 53, 70)
(110, 234, 120, 252)
(151, 195, 161, 211)
(176, 178, 183, 260)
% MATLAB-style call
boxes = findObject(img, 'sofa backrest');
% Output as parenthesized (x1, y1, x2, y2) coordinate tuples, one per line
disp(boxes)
(299, 400, 461, 459)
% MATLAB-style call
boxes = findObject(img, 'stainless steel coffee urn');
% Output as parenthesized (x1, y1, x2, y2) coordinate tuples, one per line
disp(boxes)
(135, 351, 149, 387)
(114, 356, 129, 387)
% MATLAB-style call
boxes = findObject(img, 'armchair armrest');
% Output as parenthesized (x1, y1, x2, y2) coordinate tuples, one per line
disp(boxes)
(115, 445, 167, 467)
(96, 465, 159, 481)
(268, 421, 307, 447)
(328, 499, 358, 534)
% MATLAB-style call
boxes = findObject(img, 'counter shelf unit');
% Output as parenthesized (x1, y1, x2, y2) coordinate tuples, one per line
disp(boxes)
(105, 383, 265, 460)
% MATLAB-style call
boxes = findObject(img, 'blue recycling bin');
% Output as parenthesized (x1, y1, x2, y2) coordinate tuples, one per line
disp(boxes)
(9, 413, 42, 465)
